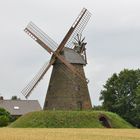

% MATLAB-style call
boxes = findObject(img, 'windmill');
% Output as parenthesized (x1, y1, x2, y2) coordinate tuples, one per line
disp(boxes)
(22, 8, 92, 110)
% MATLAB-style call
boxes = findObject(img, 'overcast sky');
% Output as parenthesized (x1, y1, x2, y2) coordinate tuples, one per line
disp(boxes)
(0, 0, 140, 107)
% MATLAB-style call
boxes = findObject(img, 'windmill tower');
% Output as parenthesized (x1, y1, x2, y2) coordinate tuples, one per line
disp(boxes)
(22, 8, 92, 110)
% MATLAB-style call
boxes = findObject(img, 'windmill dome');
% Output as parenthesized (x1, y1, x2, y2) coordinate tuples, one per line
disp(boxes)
(55, 47, 86, 65)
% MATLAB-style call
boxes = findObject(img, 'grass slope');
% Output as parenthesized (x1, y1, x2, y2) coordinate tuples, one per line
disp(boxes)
(9, 111, 133, 128)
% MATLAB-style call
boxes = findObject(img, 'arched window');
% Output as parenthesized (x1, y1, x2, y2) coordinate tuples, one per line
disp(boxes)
(75, 85, 80, 91)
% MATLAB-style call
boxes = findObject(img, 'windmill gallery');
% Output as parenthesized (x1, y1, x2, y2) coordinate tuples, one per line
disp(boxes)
(22, 8, 92, 110)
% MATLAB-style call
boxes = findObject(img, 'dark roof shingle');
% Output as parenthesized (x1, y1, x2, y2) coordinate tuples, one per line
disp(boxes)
(0, 100, 42, 115)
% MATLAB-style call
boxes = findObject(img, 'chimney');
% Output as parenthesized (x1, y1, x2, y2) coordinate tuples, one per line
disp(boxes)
(0, 96, 4, 100)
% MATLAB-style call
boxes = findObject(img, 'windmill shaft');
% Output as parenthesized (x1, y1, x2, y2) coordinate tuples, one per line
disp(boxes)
(72, 8, 87, 28)
(56, 27, 74, 53)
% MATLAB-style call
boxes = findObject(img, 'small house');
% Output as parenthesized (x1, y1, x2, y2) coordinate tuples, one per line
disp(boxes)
(0, 98, 42, 117)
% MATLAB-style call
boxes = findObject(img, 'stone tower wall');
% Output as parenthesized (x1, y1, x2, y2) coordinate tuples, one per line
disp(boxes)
(43, 63, 92, 110)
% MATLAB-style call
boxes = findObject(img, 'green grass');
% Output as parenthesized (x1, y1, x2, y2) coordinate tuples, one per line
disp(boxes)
(9, 111, 133, 128)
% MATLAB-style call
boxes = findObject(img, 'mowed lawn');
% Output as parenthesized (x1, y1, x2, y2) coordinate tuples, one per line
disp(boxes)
(0, 128, 140, 140)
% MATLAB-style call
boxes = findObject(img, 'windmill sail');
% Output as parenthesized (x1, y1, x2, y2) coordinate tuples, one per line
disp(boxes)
(24, 22, 58, 53)
(55, 8, 90, 53)
(65, 8, 91, 48)
(21, 61, 53, 98)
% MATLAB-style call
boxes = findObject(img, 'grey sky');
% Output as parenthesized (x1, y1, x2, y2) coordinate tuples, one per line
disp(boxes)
(0, 0, 140, 107)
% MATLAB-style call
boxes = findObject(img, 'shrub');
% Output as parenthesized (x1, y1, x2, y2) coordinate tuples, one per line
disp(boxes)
(0, 115, 9, 126)
(0, 108, 11, 127)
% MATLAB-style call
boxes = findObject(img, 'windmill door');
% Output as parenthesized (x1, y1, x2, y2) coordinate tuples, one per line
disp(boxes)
(77, 101, 83, 110)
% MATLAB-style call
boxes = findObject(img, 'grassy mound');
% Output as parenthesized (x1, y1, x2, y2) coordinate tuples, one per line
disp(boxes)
(9, 111, 133, 128)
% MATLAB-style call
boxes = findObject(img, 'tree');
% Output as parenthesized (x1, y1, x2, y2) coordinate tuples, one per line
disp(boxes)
(100, 69, 140, 127)
(0, 108, 11, 127)
(131, 85, 140, 127)
(93, 105, 104, 111)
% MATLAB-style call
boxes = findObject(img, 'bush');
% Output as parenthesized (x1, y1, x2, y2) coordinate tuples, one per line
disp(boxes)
(93, 105, 105, 111)
(0, 115, 9, 126)
(0, 108, 11, 127)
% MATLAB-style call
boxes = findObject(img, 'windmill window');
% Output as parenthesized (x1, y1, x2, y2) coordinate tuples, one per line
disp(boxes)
(75, 85, 80, 91)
